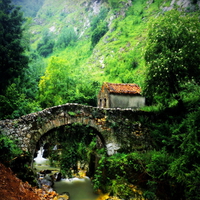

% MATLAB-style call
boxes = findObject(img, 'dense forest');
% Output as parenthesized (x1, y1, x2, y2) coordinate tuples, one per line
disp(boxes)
(1, 0, 200, 199)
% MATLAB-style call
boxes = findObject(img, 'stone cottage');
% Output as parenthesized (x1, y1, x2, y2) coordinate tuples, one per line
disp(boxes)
(97, 82, 145, 108)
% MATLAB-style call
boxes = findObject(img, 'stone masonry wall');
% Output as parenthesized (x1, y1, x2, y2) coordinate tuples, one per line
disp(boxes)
(0, 103, 152, 157)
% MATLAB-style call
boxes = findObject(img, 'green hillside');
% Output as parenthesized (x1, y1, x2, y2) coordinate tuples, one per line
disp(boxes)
(12, 0, 45, 17)
(9, 0, 200, 109)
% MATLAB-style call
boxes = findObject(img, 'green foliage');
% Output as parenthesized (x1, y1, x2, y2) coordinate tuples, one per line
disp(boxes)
(143, 92, 200, 199)
(126, 0, 145, 16)
(93, 108, 200, 200)
(0, 84, 41, 119)
(144, 10, 200, 106)
(93, 152, 147, 198)
(37, 29, 55, 57)
(167, 107, 200, 199)
(68, 111, 76, 116)
(21, 17, 32, 51)
(91, 21, 108, 48)
(56, 26, 77, 49)
(38, 56, 98, 108)
(146, 149, 173, 180)
(0, 134, 22, 164)
(0, 0, 29, 95)
(93, 0, 148, 86)
(38, 57, 73, 107)
(0, 3, 41, 119)
(91, 7, 109, 31)
(108, 0, 119, 9)
(0, 134, 37, 185)
(93, 154, 107, 191)
(2, 1, 200, 198)
(104, 49, 143, 84)
(47, 124, 100, 178)
(107, 0, 127, 9)
(22, 52, 46, 99)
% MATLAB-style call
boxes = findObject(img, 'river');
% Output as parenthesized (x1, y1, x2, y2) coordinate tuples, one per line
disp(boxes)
(53, 177, 99, 200)
(33, 147, 109, 200)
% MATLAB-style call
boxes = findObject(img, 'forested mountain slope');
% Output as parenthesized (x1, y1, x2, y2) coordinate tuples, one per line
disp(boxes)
(9, 0, 200, 109)
(12, 0, 45, 17)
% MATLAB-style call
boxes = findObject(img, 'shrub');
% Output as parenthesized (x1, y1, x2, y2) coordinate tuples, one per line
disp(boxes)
(56, 26, 77, 49)
(37, 29, 55, 57)
(0, 134, 22, 165)
(91, 21, 108, 47)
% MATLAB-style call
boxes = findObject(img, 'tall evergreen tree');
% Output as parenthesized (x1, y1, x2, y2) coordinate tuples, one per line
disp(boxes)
(0, 0, 28, 95)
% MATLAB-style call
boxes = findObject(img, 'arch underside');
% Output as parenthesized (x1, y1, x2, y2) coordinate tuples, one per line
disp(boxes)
(30, 116, 119, 158)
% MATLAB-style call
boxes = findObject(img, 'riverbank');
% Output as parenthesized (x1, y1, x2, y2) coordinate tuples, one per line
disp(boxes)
(0, 162, 67, 200)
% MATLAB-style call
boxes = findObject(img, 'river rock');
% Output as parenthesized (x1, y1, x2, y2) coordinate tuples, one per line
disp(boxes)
(54, 172, 62, 181)
(40, 178, 52, 187)
(38, 173, 55, 192)
(40, 169, 52, 175)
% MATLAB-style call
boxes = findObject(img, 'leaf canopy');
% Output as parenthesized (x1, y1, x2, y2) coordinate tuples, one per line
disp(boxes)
(144, 10, 200, 106)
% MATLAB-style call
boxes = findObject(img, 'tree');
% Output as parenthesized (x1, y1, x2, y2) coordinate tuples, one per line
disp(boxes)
(91, 7, 109, 31)
(0, 0, 28, 95)
(143, 10, 200, 106)
(56, 26, 77, 49)
(37, 29, 55, 57)
(38, 57, 74, 108)
(91, 21, 108, 48)
(38, 57, 98, 108)
(108, 0, 121, 9)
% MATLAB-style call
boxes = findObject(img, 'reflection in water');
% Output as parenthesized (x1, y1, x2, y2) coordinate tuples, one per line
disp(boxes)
(53, 177, 99, 200)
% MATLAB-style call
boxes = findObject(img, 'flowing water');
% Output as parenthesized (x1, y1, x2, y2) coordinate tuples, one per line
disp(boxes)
(53, 177, 99, 200)
(33, 147, 107, 200)
(34, 147, 48, 165)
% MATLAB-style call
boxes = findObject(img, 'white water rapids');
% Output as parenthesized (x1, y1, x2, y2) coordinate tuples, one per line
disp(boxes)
(34, 147, 48, 164)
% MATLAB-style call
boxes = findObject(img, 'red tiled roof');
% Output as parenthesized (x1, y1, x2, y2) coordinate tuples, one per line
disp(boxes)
(103, 82, 141, 94)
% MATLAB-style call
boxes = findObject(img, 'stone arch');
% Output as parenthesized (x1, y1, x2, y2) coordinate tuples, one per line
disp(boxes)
(0, 103, 148, 165)
(34, 123, 107, 175)
(30, 114, 108, 155)
(25, 104, 115, 160)
(33, 122, 107, 157)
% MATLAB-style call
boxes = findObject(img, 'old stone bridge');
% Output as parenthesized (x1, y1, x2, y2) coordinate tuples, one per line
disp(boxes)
(0, 103, 152, 157)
